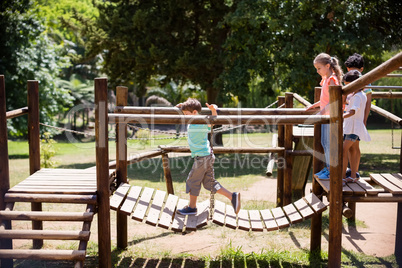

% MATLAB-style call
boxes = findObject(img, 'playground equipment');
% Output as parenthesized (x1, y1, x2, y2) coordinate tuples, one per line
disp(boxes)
(0, 52, 401, 268)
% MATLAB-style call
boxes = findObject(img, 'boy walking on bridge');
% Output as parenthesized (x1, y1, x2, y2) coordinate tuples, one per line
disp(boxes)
(175, 98, 241, 216)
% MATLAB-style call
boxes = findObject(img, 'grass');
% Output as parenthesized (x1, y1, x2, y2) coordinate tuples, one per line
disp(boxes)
(7, 130, 401, 267)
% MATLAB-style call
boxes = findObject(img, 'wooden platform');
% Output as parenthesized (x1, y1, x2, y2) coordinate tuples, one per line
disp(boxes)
(0, 168, 106, 267)
(110, 183, 327, 232)
(316, 173, 402, 202)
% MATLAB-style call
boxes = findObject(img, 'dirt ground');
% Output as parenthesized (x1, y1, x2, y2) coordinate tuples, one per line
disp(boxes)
(103, 178, 398, 259)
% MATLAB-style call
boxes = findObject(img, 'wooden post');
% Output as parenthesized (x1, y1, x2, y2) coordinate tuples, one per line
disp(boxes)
(276, 96, 285, 207)
(27, 80, 42, 249)
(0, 76, 13, 268)
(283, 92, 293, 205)
(396, 134, 402, 264)
(162, 153, 174, 195)
(311, 87, 324, 252)
(95, 78, 112, 268)
(328, 85, 343, 268)
(116, 86, 128, 249)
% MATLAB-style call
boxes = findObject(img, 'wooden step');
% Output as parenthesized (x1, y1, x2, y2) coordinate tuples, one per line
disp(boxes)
(0, 230, 90, 240)
(4, 193, 97, 204)
(0, 211, 94, 221)
(0, 249, 86, 261)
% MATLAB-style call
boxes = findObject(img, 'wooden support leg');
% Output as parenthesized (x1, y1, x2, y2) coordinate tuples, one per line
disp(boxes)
(310, 177, 323, 252)
(396, 202, 402, 265)
(162, 153, 174, 195)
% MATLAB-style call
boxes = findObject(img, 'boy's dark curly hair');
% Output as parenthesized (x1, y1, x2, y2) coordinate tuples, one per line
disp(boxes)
(344, 53, 364, 69)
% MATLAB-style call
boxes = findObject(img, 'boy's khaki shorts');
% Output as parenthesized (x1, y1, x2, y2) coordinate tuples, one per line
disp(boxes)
(186, 153, 222, 196)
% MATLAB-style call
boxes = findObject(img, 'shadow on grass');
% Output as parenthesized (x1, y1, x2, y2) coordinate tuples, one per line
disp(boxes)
(359, 153, 400, 176)
(127, 154, 269, 183)
(8, 153, 29, 159)
(57, 162, 97, 169)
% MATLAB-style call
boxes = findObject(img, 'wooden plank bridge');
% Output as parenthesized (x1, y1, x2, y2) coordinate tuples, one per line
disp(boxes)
(109, 183, 327, 232)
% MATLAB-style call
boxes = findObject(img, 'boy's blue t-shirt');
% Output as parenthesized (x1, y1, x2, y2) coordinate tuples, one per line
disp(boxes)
(187, 124, 211, 157)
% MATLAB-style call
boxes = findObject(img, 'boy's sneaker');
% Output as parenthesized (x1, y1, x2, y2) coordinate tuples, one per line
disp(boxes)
(317, 168, 330, 180)
(231, 192, 241, 214)
(177, 206, 197, 215)
(314, 167, 328, 178)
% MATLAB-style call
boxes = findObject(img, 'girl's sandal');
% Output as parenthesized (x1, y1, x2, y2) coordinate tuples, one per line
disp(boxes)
(342, 178, 347, 186)
(346, 176, 359, 183)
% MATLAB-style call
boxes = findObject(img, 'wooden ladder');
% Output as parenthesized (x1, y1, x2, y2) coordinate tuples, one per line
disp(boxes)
(0, 168, 99, 267)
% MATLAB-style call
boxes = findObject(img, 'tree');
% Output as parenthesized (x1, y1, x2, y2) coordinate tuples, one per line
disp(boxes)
(78, 0, 400, 107)
(0, 0, 73, 136)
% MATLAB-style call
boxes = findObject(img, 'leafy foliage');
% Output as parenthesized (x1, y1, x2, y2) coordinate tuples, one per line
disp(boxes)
(1, 0, 73, 136)
(78, 0, 400, 107)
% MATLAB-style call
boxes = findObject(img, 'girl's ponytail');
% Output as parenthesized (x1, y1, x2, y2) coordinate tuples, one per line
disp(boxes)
(329, 56, 344, 84)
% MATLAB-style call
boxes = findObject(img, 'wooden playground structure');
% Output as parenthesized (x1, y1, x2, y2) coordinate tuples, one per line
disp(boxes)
(0, 52, 401, 267)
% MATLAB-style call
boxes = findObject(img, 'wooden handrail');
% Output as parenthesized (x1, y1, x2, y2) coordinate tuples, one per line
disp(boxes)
(343, 52, 402, 95)
(108, 114, 330, 125)
(6, 107, 28, 119)
(370, 104, 402, 125)
(292, 93, 311, 107)
(372, 92, 402, 99)
(114, 106, 316, 115)
(158, 145, 285, 154)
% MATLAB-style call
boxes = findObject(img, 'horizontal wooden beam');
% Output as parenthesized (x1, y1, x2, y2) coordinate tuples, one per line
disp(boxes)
(0, 230, 90, 240)
(0, 211, 94, 221)
(343, 194, 402, 202)
(159, 145, 285, 154)
(366, 86, 402, 90)
(372, 92, 402, 99)
(370, 104, 402, 125)
(6, 107, 28, 119)
(114, 106, 316, 115)
(0, 249, 86, 261)
(109, 150, 163, 168)
(4, 193, 97, 204)
(343, 52, 402, 95)
(108, 114, 330, 125)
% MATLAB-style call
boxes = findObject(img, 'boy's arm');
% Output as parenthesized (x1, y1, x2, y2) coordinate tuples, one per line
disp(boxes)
(206, 103, 218, 116)
(205, 103, 218, 128)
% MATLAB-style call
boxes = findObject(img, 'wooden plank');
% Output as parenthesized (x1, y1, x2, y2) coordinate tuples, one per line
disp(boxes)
(315, 179, 353, 195)
(171, 199, 187, 232)
(132, 187, 154, 222)
(120, 186, 142, 215)
(7, 188, 97, 195)
(36, 168, 96, 174)
(196, 201, 210, 229)
(0, 249, 86, 261)
(212, 200, 226, 226)
(304, 193, 327, 214)
(4, 193, 97, 204)
(392, 173, 402, 181)
(237, 209, 250, 231)
(293, 198, 315, 219)
(158, 194, 178, 229)
(370, 174, 402, 194)
(186, 201, 207, 231)
(381, 173, 402, 190)
(345, 180, 366, 196)
(355, 179, 380, 196)
(224, 204, 237, 229)
(271, 207, 289, 229)
(249, 210, 264, 232)
(260, 209, 278, 231)
(0, 211, 93, 221)
(17, 181, 96, 186)
(145, 190, 166, 226)
(0, 230, 90, 241)
(283, 203, 303, 224)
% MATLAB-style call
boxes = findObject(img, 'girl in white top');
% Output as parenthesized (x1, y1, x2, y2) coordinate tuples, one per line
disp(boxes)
(342, 70, 371, 184)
